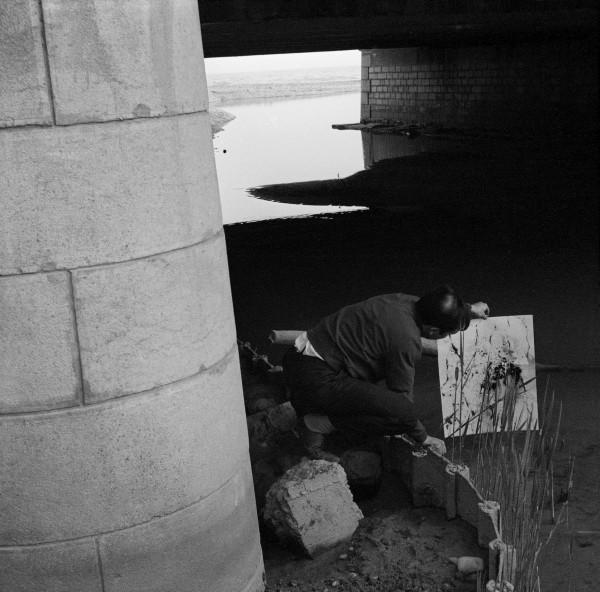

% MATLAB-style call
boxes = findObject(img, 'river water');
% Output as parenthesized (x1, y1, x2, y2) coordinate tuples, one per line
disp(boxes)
(212, 92, 366, 224)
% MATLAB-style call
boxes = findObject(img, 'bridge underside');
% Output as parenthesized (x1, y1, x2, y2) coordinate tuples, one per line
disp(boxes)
(199, 5, 598, 57)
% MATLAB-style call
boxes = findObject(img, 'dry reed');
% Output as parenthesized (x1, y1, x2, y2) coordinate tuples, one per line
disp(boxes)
(445, 334, 573, 591)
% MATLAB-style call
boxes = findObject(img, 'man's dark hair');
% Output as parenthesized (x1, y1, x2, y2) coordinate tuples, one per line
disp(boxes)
(416, 285, 471, 334)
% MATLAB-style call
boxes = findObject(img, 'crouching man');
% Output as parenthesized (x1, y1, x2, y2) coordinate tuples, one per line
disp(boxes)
(282, 285, 490, 460)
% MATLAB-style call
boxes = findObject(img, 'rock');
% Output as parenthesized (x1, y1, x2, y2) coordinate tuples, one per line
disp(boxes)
(448, 556, 484, 575)
(267, 401, 297, 431)
(246, 402, 298, 460)
(340, 449, 383, 499)
(247, 412, 271, 444)
(249, 397, 279, 413)
(263, 459, 363, 557)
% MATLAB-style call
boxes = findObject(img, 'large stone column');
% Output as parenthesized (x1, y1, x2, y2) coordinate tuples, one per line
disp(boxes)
(0, 2, 263, 591)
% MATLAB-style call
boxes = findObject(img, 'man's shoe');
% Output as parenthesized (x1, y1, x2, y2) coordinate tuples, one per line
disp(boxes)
(298, 421, 340, 463)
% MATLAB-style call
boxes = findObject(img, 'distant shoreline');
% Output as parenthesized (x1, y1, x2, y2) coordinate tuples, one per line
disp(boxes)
(207, 66, 360, 135)
(208, 80, 360, 135)
(207, 65, 359, 101)
(208, 79, 360, 108)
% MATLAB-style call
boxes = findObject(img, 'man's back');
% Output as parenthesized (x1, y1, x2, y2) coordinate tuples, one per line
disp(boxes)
(307, 293, 422, 395)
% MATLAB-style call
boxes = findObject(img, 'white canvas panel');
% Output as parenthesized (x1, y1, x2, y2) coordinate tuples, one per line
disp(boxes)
(437, 315, 538, 438)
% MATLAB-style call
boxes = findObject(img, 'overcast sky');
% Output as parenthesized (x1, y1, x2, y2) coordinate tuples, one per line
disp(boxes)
(204, 50, 360, 74)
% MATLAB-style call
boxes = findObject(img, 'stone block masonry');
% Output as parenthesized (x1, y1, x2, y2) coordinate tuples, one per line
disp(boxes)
(0, 114, 222, 274)
(361, 40, 598, 131)
(0, 1, 263, 591)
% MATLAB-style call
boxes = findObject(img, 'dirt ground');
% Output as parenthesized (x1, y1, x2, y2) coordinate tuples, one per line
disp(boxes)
(262, 472, 484, 592)
(224, 136, 599, 591)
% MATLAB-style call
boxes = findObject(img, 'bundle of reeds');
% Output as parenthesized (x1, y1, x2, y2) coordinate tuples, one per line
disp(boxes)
(446, 337, 573, 591)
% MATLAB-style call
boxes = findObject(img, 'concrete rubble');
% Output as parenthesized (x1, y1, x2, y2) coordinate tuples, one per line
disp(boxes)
(340, 449, 383, 498)
(263, 459, 363, 557)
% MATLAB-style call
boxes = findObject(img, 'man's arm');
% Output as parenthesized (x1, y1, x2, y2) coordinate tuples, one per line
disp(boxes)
(470, 301, 490, 319)
(383, 349, 429, 442)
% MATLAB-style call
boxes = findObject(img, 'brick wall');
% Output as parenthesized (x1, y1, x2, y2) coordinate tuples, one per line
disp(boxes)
(361, 40, 598, 132)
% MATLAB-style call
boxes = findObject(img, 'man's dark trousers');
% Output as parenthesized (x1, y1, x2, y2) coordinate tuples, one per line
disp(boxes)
(282, 348, 422, 439)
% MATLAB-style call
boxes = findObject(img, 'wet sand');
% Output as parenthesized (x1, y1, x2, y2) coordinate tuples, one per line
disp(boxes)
(224, 137, 599, 590)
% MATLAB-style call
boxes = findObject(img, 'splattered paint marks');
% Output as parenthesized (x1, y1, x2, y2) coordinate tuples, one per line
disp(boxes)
(437, 315, 538, 438)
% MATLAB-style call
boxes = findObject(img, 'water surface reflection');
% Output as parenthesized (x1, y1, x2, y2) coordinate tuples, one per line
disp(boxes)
(213, 93, 366, 224)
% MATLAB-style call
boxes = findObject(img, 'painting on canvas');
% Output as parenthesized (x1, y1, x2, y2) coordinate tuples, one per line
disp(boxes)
(437, 315, 538, 438)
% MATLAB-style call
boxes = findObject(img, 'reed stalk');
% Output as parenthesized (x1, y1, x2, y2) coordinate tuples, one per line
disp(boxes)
(446, 332, 572, 591)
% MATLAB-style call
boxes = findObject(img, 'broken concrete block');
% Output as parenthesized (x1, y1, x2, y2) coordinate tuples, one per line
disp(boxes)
(455, 465, 485, 530)
(247, 402, 298, 461)
(263, 460, 363, 557)
(267, 402, 297, 432)
(341, 449, 382, 499)
(382, 436, 413, 483)
(478, 500, 501, 547)
(410, 448, 451, 508)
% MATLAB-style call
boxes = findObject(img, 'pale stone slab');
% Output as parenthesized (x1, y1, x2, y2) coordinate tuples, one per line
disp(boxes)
(0, 538, 102, 592)
(73, 236, 235, 401)
(100, 467, 263, 592)
(0, 353, 249, 544)
(42, 0, 208, 124)
(455, 466, 485, 529)
(264, 460, 363, 557)
(0, 113, 221, 274)
(0, 272, 81, 413)
(0, 1, 52, 127)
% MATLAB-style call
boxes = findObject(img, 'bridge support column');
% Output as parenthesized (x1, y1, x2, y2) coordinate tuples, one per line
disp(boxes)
(361, 40, 598, 132)
(0, 2, 263, 591)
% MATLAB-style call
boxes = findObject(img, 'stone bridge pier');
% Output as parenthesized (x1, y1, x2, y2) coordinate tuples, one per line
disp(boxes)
(361, 40, 598, 132)
(0, 2, 263, 591)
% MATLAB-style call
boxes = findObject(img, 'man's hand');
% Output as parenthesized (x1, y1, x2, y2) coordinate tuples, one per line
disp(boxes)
(423, 435, 447, 455)
(470, 302, 490, 320)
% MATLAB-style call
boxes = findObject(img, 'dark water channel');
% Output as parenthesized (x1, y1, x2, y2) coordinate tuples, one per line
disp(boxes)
(218, 92, 599, 590)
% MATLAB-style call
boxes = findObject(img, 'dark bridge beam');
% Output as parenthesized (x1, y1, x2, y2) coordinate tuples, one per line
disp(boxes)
(199, 8, 598, 57)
